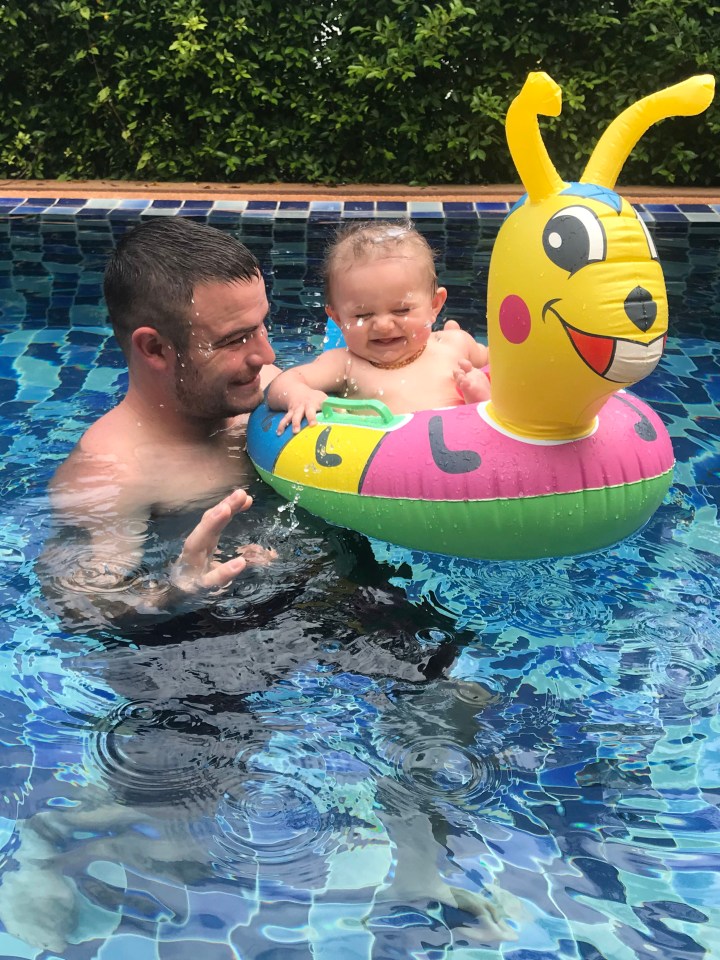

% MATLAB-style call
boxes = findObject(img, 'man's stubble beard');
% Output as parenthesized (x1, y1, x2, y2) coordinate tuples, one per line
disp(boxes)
(174, 356, 262, 421)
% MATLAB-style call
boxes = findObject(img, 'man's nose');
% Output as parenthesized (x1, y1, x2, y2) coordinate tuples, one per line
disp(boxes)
(248, 334, 275, 366)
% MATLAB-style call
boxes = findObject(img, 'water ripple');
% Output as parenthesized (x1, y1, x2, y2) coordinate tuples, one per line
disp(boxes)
(375, 730, 502, 816)
(208, 738, 337, 886)
(509, 580, 611, 638)
(87, 700, 234, 807)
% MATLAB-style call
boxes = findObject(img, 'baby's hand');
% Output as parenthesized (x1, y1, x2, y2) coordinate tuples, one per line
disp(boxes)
(454, 359, 491, 404)
(276, 390, 329, 435)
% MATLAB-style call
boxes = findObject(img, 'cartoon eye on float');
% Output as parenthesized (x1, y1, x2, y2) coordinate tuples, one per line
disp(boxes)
(542, 205, 607, 275)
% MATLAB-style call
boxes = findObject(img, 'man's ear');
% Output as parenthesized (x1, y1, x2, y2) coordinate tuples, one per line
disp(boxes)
(131, 327, 174, 370)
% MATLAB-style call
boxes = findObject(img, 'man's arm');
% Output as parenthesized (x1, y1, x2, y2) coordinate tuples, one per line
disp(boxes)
(44, 454, 263, 627)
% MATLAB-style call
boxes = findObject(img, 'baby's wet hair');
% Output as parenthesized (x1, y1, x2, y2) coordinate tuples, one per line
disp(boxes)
(321, 220, 438, 302)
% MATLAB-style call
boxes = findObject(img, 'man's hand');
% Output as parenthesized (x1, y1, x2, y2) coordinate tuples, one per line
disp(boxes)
(170, 488, 256, 596)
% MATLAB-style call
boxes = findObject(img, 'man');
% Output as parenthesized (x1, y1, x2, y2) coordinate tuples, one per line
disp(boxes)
(48, 217, 280, 620)
(5, 218, 518, 954)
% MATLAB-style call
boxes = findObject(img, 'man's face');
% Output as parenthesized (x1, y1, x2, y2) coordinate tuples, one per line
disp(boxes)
(173, 274, 275, 421)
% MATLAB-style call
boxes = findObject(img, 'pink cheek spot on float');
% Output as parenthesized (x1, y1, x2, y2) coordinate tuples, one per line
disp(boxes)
(499, 294, 531, 344)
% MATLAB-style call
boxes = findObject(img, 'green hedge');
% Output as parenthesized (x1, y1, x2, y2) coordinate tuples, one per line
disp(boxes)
(1, 0, 719, 185)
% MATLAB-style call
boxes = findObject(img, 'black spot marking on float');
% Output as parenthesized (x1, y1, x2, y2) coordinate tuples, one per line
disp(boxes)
(616, 394, 657, 442)
(428, 415, 481, 474)
(315, 426, 342, 467)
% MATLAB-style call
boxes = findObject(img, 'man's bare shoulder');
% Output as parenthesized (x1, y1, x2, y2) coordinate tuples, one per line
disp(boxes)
(50, 405, 147, 523)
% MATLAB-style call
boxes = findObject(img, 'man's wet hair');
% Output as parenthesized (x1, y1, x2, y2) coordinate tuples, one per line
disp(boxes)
(321, 219, 438, 303)
(104, 218, 261, 355)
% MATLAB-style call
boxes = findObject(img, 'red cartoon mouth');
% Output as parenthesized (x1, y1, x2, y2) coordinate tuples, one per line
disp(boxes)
(563, 324, 616, 376)
(543, 301, 666, 382)
(561, 321, 666, 382)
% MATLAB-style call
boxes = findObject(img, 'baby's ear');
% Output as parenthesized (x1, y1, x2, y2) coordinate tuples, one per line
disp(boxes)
(432, 286, 448, 315)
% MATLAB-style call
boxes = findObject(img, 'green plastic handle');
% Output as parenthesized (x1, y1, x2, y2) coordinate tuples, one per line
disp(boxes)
(320, 396, 398, 427)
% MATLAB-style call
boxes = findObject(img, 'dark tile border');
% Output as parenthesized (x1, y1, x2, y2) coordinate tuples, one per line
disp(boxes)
(0, 197, 719, 222)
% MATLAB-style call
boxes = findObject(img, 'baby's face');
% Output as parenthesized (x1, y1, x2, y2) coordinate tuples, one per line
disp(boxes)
(327, 254, 446, 366)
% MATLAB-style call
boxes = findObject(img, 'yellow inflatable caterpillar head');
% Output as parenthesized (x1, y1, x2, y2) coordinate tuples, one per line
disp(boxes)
(486, 72, 714, 441)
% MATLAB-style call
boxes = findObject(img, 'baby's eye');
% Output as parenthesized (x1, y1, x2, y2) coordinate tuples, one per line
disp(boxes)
(355, 313, 371, 321)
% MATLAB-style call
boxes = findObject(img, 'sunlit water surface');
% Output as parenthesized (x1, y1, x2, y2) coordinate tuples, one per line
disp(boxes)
(0, 214, 718, 959)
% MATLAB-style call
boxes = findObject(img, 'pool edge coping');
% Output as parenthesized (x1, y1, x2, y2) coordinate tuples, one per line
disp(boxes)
(2, 181, 720, 221)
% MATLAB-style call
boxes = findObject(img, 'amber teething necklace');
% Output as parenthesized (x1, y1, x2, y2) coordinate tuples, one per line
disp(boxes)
(367, 342, 427, 370)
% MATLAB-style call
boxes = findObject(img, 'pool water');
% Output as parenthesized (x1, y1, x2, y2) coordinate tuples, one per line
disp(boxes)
(0, 212, 719, 960)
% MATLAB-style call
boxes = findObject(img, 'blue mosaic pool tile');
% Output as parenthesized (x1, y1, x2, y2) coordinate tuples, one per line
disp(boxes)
(1, 195, 720, 223)
(12, 205, 51, 216)
(678, 203, 713, 212)
(644, 203, 691, 222)
(309, 200, 342, 211)
(377, 201, 407, 212)
(182, 200, 214, 210)
(116, 199, 152, 210)
(97, 933, 159, 960)
(408, 200, 444, 217)
(140, 206, 181, 217)
(209, 200, 248, 211)
(76, 207, 113, 218)
(443, 201, 475, 212)
(175, 207, 212, 217)
(343, 200, 375, 218)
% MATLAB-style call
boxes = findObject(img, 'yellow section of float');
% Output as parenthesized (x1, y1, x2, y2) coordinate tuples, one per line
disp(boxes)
(273, 417, 386, 494)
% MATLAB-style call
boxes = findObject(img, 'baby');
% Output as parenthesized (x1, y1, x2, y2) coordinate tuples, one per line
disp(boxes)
(268, 220, 490, 434)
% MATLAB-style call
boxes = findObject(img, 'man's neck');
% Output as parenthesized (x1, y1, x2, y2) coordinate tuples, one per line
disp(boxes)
(120, 387, 228, 445)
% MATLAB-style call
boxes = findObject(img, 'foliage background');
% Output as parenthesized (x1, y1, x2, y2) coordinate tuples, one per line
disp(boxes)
(0, 0, 718, 185)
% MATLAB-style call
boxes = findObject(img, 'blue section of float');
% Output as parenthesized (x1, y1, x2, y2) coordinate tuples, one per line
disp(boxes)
(324, 317, 347, 350)
(561, 181, 622, 211)
(246, 401, 296, 474)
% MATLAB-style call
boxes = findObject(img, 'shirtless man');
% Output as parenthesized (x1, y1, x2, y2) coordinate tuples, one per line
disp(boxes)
(47, 216, 279, 620)
(4, 218, 521, 954)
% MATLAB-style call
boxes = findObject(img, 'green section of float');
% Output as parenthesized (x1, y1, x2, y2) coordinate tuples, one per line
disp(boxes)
(256, 466, 673, 560)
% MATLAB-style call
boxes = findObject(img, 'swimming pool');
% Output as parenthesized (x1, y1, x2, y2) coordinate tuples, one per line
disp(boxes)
(0, 203, 718, 959)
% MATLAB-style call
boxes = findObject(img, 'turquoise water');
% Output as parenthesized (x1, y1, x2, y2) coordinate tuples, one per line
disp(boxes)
(0, 214, 718, 959)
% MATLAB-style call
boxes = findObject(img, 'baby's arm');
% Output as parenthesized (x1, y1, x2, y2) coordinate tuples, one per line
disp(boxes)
(267, 350, 347, 435)
(452, 331, 490, 403)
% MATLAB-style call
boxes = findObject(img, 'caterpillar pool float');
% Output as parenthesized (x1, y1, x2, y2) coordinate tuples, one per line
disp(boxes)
(248, 72, 714, 561)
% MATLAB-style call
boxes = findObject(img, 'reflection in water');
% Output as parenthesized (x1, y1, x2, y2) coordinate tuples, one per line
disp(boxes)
(1, 213, 719, 957)
(1, 442, 720, 957)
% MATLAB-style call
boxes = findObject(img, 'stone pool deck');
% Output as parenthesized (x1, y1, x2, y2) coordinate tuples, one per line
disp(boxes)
(1, 180, 720, 204)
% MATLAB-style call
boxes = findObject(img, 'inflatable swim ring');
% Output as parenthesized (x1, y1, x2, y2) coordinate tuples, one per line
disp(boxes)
(247, 72, 714, 561)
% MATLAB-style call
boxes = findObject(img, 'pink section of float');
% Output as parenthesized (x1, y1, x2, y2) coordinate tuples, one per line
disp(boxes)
(361, 394, 674, 501)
